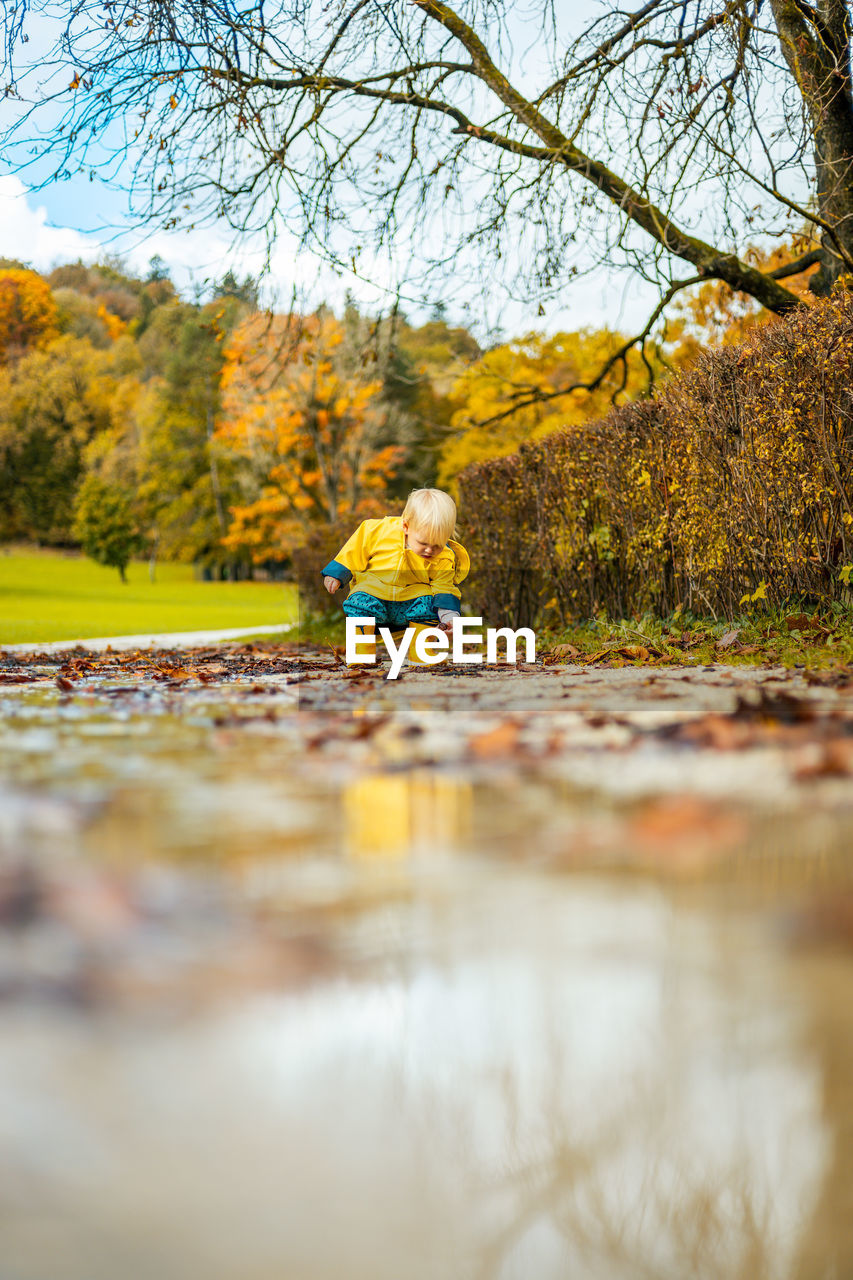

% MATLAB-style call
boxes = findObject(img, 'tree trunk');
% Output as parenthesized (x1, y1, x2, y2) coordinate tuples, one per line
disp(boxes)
(149, 528, 159, 583)
(206, 401, 227, 533)
(771, 0, 853, 293)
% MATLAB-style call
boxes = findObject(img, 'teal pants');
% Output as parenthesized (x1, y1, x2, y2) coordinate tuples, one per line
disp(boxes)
(342, 591, 437, 628)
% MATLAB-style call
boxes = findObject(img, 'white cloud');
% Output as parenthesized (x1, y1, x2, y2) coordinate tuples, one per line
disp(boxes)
(0, 175, 103, 268)
(0, 174, 268, 288)
(0, 174, 402, 316)
(0, 174, 660, 336)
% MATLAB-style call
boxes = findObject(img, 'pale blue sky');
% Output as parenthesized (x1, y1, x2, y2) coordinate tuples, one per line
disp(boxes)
(1, 0, 791, 339)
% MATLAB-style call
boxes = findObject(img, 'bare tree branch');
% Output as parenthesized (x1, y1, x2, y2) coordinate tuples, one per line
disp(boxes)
(3, 0, 853, 327)
(465, 273, 705, 429)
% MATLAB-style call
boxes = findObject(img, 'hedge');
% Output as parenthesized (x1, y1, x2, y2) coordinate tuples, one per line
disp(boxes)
(457, 289, 853, 627)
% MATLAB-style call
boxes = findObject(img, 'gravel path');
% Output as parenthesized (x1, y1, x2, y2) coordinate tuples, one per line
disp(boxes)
(1, 622, 294, 653)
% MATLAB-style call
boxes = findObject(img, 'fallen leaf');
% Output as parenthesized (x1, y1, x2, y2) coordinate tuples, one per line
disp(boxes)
(784, 613, 810, 631)
(629, 795, 747, 873)
(616, 644, 650, 661)
(469, 720, 521, 758)
(716, 628, 741, 649)
(350, 715, 392, 740)
(789, 893, 853, 950)
(547, 643, 580, 661)
(793, 738, 853, 779)
(735, 687, 818, 723)
(660, 713, 753, 750)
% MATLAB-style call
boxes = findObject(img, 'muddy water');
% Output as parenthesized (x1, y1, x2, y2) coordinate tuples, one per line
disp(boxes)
(2, 677, 853, 1280)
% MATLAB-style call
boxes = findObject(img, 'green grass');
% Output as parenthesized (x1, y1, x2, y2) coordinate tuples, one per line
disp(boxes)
(0, 548, 297, 644)
(541, 601, 853, 668)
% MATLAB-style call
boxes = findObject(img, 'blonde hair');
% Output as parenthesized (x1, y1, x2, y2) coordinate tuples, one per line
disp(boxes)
(401, 488, 457, 545)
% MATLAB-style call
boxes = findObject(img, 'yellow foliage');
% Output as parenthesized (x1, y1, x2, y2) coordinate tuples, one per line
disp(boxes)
(666, 236, 819, 368)
(216, 312, 399, 559)
(96, 304, 126, 341)
(739, 580, 769, 607)
(457, 289, 853, 623)
(0, 269, 59, 363)
(439, 329, 656, 490)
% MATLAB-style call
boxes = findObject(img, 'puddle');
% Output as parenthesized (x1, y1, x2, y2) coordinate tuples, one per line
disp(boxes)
(1, 682, 853, 1279)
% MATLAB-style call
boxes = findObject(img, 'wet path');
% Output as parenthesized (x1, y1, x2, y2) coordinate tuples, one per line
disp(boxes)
(2, 649, 853, 1279)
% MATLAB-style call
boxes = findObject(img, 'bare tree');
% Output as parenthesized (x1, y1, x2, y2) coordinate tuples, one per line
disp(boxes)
(4, 1, 853, 369)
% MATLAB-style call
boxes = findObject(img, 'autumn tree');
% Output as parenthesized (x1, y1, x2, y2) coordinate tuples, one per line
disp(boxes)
(216, 312, 401, 560)
(439, 329, 661, 487)
(316, 300, 480, 497)
(54, 281, 254, 574)
(0, 268, 59, 363)
(72, 472, 142, 581)
(5, 0, 853, 395)
(48, 258, 149, 325)
(386, 310, 482, 489)
(0, 333, 141, 543)
(134, 295, 251, 573)
(0, 260, 174, 548)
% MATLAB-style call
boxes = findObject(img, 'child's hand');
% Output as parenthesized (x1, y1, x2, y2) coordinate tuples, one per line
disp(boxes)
(324, 576, 340, 594)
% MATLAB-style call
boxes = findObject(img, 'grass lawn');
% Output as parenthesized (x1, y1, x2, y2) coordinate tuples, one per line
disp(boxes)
(0, 548, 297, 644)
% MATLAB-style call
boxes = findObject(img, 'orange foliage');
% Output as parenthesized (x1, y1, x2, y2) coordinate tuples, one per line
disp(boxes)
(216, 312, 400, 559)
(667, 237, 820, 367)
(96, 303, 127, 341)
(0, 269, 59, 362)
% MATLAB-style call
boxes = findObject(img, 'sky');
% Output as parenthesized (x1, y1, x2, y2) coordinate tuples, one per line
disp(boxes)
(0, 0, 675, 340)
(0, 168, 659, 339)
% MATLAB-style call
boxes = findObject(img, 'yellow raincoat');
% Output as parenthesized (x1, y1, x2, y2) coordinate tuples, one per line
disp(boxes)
(322, 516, 469, 610)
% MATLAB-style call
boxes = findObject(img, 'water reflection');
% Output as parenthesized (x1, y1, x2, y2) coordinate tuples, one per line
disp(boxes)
(0, 877, 835, 1280)
(344, 772, 472, 861)
(1, 685, 853, 1278)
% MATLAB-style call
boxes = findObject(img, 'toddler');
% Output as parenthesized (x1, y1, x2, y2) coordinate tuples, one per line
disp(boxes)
(321, 488, 469, 632)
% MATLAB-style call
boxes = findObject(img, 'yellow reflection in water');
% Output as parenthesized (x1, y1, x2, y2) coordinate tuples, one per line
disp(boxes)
(344, 771, 471, 860)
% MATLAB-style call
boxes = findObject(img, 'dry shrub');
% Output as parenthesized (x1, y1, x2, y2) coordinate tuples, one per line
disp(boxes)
(458, 452, 548, 629)
(459, 290, 853, 626)
(290, 518, 356, 616)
